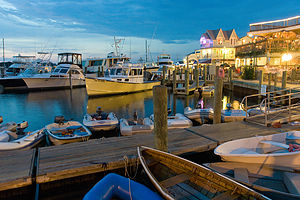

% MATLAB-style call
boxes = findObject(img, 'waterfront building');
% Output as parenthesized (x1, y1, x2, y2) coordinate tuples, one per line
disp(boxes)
(235, 16, 300, 73)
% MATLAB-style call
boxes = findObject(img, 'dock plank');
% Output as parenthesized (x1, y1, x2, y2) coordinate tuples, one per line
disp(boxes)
(0, 149, 34, 191)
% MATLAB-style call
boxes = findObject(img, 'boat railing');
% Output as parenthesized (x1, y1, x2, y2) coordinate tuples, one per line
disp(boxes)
(241, 87, 300, 126)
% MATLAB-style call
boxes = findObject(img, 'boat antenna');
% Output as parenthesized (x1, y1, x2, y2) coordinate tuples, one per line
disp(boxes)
(1, 38, 5, 77)
(145, 40, 148, 63)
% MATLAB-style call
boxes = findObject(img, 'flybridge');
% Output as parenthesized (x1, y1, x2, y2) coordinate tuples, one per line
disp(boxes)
(58, 53, 82, 68)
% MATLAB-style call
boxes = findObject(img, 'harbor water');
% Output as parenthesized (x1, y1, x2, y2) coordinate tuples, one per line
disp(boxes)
(0, 88, 248, 132)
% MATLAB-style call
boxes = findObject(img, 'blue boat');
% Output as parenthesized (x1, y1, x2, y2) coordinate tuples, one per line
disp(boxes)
(83, 173, 163, 200)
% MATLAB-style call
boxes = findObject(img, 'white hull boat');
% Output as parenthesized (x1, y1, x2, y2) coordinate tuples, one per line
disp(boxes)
(120, 118, 153, 136)
(201, 86, 214, 96)
(184, 107, 213, 123)
(0, 129, 44, 150)
(83, 113, 118, 131)
(45, 120, 92, 145)
(214, 131, 300, 169)
(221, 109, 247, 122)
(150, 113, 192, 129)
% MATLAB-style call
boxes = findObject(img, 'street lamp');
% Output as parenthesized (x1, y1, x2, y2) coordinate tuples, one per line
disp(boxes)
(282, 53, 292, 70)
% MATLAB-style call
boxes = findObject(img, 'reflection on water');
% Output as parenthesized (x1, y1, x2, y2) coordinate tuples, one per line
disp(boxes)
(0, 88, 248, 132)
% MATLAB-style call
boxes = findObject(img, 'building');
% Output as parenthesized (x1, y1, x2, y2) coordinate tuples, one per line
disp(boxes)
(235, 16, 300, 72)
(187, 29, 238, 68)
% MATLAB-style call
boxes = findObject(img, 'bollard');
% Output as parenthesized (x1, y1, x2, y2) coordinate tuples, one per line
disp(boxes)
(185, 70, 189, 96)
(153, 85, 168, 152)
(213, 66, 223, 124)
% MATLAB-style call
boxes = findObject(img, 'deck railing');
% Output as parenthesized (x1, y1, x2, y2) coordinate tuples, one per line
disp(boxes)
(241, 87, 300, 126)
(250, 16, 300, 32)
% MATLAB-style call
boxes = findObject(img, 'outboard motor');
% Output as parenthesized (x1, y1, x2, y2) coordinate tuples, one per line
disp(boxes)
(54, 116, 65, 124)
(0, 116, 2, 124)
(16, 121, 29, 135)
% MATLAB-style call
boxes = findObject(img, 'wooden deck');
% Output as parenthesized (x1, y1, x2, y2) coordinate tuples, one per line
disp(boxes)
(0, 121, 299, 196)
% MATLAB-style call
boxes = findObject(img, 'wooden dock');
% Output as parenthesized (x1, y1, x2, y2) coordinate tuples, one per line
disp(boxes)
(0, 121, 299, 198)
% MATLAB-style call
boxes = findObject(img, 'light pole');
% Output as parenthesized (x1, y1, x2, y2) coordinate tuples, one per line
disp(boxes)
(282, 53, 292, 69)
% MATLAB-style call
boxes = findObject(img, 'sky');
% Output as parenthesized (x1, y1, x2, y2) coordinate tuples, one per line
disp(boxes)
(0, 0, 299, 62)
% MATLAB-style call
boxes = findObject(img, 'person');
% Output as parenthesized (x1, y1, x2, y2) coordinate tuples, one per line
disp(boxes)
(92, 106, 107, 120)
(196, 98, 204, 109)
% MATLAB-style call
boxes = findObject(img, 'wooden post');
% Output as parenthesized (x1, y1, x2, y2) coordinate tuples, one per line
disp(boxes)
(84, 66, 87, 75)
(101, 66, 104, 76)
(195, 66, 199, 89)
(258, 70, 263, 95)
(153, 85, 168, 152)
(173, 67, 177, 94)
(291, 69, 296, 82)
(268, 73, 271, 92)
(274, 73, 277, 91)
(185, 70, 189, 96)
(282, 71, 287, 90)
(213, 66, 223, 124)
(69, 71, 73, 89)
(204, 65, 207, 84)
(97, 66, 101, 77)
(168, 69, 171, 82)
(162, 65, 166, 85)
(172, 94, 177, 116)
(229, 67, 233, 91)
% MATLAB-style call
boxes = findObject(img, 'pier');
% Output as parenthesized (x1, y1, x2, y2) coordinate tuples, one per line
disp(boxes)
(0, 121, 299, 199)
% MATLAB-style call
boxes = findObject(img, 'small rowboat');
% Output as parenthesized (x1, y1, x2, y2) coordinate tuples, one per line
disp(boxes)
(120, 118, 153, 136)
(150, 113, 192, 129)
(45, 119, 92, 145)
(138, 146, 269, 200)
(0, 129, 44, 150)
(83, 112, 118, 132)
(214, 131, 300, 169)
(83, 173, 163, 200)
(206, 162, 300, 200)
(184, 107, 213, 124)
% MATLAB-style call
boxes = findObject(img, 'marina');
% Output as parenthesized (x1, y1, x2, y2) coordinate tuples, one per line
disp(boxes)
(0, 4, 299, 200)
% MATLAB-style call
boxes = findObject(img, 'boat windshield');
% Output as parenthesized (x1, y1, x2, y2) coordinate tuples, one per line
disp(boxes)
(110, 68, 116, 76)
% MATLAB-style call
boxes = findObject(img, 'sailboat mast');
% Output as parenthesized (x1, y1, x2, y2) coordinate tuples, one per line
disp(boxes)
(145, 40, 148, 63)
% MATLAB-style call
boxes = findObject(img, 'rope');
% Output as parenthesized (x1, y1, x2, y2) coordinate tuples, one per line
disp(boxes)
(123, 155, 139, 179)
(128, 178, 133, 200)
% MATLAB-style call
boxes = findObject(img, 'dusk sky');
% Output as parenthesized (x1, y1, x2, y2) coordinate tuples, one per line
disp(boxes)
(0, 0, 299, 62)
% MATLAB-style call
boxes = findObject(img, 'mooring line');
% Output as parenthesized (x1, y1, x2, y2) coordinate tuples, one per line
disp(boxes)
(184, 128, 219, 143)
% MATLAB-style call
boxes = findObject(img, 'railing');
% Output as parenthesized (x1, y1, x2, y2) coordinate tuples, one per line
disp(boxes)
(241, 87, 300, 126)
(250, 16, 300, 32)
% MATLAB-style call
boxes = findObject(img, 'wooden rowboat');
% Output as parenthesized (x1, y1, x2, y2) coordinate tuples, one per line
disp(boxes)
(137, 146, 269, 200)
(205, 162, 300, 200)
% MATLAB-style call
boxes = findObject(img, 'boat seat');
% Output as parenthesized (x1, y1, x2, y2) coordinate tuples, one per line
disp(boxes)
(283, 172, 300, 195)
(66, 126, 82, 130)
(259, 140, 289, 149)
(230, 148, 260, 155)
(160, 173, 190, 188)
(234, 168, 249, 183)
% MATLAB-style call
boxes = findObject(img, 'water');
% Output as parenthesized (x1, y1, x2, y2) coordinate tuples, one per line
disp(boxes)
(0, 88, 246, 131)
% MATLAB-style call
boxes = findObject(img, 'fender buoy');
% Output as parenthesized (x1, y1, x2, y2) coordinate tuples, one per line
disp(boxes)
(218, 68, 225, 78)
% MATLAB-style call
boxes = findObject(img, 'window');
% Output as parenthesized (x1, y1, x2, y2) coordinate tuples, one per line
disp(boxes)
(138, 69, 143, 75)
(116, 68, 122, 75)
(110, 68, 116, 75)
(60, 69, 68, 74)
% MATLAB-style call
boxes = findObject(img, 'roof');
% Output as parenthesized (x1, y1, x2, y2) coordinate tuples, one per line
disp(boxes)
(204, 29, 237, 40)
(206, 29, 220, 40)
(223, 30, 234, 40)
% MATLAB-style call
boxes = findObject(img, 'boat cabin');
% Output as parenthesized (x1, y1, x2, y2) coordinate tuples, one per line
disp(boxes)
(104, 65, 144, 83)
(58, 53, 82, 68)
(50, 64, 84, 79)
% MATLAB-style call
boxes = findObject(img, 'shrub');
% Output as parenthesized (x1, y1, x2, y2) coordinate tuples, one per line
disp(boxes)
(241, 66, 255, 80)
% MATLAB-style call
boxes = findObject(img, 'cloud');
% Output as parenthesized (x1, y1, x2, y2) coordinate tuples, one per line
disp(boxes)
(7, 13, 41, 26)
(0, 0, 17, 11)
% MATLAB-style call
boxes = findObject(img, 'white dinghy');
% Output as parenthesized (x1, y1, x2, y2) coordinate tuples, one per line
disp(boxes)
(45, 116, 92, 145)
(214, 131, 300, 169)
(184, 107, 213, 123)
(120, 118, 153, 136)
(150, 113, 192, 129)
(83, 107, 118, 132)
(221, 103, 248, 122)
(0, 129, 44, 151)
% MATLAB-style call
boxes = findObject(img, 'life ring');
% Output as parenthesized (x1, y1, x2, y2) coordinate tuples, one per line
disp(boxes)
(218, 68, 225, 78)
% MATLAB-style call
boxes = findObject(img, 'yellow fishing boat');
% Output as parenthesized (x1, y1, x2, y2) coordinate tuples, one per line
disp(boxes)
(86, 63, 160, 96)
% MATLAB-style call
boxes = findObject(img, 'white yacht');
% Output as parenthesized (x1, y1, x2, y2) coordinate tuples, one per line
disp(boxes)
(5, 54, 36, 76)
(152, 54, 175, 77)
(22, 53, 85, 90)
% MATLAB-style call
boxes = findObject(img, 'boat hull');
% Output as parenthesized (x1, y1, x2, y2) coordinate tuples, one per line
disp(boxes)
(215, 131, 300, 169)
(86, 78, 160, 96)
(48, 135, 90, 145)
(23, 77, 85, 89)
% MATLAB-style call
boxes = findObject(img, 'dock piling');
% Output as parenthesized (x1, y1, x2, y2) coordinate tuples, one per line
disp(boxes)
(213, 66, 223, 124)
(69, 71, 73, 89)
(97, 66, 101, 77)
(185, 70, 189, 96)
(195, 66, 199, 89)
(153, 85, 168, 152)
(268, 73, 271, 91)
(173, 67, 177, 93)
(204, 65, 207, 84)
(162, 66, 166, 85)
